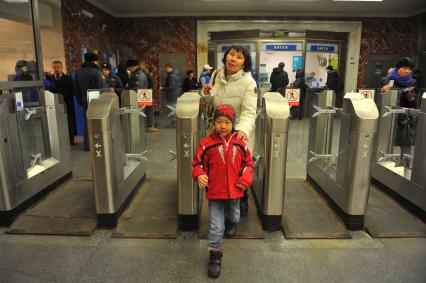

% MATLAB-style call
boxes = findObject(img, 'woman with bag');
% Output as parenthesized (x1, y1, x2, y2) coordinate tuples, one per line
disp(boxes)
(378, 57, 418, 161)
(201, 45, 257, 216)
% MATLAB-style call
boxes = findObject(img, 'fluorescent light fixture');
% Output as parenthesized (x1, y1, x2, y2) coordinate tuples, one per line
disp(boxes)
(333, 0, 383, 1)
(2, 0, 29, 3)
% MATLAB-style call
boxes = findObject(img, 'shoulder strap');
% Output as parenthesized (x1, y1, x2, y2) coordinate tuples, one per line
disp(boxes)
(211, 70, 218, 86)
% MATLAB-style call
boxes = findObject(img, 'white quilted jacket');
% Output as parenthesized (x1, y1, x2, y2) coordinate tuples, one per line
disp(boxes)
(202, 67, 258, 150)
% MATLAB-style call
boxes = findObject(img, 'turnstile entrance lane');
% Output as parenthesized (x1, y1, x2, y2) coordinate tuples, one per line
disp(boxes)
(0, 91, 72, 226)
(365, 90, 426, 237)
(7, 91, 147, 235)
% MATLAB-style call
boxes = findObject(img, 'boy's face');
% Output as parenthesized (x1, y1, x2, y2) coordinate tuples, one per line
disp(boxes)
(214, 116, 233, 137)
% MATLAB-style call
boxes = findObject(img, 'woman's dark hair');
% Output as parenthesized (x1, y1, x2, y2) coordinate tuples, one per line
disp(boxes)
(187, 70, 194, 76)
(221, 45, 252, 72)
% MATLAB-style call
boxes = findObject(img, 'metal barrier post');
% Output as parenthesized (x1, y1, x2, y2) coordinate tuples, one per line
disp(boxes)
(252, 92, 289, 231)
(176, 92, 201, 230)
(307, 93, 379, 229)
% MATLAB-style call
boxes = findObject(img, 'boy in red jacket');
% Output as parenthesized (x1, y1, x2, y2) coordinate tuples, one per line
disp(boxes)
(192, 104, 254, 278)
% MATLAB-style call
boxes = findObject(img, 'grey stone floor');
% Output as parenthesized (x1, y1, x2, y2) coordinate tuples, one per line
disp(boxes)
(1, 116, 425, 283)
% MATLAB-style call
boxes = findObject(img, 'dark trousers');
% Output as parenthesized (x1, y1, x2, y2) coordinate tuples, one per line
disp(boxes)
(82, 103, 89, 151)
(65, 99, 76, 144)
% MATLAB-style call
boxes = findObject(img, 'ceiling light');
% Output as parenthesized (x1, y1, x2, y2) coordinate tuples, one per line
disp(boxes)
(333, 0, 383, 2)
(2, 0, 29, 3)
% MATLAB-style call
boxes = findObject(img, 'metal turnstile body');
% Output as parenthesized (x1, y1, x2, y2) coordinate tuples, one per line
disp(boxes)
(87, 92, 146, 227)
(176, 92, 201, 230)
(252, 92, 289, 231)
(307, 91, 379, 229)
(372, 91, 426, 217)
(0, 91, 72, 224)
(121, 90, 146, 154)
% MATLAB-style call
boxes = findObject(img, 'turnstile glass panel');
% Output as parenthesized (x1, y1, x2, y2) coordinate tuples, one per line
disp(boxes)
(15, 106, 50, 175)
(330, 113, 341, 167)
(286, 117, 310, 178)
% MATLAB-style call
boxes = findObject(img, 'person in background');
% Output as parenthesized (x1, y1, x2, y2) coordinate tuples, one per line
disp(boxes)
(290, 69, 308, 120)
(48, 60, 76, 145)
(101, 62, 122, 99)
(117, 61, 130, 87)
(75, 52, 103, 151)
(163, 63, 181, 128)
(201, 45, 257, 217)
(140, 61, 159, 132)
(199, 64, 213, 88)
(326, 65, 344, 107)
(270, 62, 289, 93)
(182, 70, 199, 93)
(378, 57, 417, 161)
(125, 59, 147, 90)
(192, 104, 254, 279)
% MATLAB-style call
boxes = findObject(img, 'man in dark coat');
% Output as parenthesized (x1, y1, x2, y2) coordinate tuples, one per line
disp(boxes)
(163, 63, 181, 128)
(326, 65, 339, 90)
(48, 60, 76, 145)
(75, 52, 103, 151)
(270, 62, 289, 93)
(101, 62, 122, 98)
(125, 59, 147, 90)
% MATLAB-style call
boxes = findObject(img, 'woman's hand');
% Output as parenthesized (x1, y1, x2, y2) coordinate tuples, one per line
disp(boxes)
(381, 84, 391, 93)
(197, 175, 208, 188)
(202, 84, 213, 95)
(236, 130, 248, 142)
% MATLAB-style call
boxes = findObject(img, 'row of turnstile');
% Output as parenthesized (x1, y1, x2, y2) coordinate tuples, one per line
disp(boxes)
(1, 86, 424, 235)
(175, 89, 425, 232)
(0, 89, 147, 228)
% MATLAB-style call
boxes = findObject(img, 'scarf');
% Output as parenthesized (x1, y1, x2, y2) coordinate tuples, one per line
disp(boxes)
(390, 69, 413, 86)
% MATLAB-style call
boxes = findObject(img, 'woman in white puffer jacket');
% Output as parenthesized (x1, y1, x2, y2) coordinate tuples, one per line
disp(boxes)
(202, 45, 257, 217)
(202, 45, 258, 152)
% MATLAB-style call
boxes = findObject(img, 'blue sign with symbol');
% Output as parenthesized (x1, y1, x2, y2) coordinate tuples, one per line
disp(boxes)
(310, 45, 335, 52)
(265, 44, 297, 51)
(292, 56, 303, 70)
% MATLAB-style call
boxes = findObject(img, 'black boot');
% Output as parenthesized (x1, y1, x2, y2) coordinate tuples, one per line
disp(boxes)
(208, 250, 223, 278)
(224, 222, 237, 237)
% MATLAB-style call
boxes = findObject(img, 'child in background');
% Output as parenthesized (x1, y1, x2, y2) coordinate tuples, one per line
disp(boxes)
(192, 104, 254, 278)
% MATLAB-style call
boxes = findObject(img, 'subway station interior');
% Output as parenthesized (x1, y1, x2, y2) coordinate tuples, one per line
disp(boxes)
(0, 0, 426, 282)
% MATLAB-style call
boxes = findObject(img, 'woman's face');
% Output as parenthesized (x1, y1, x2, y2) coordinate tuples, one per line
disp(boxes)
(225, 49, 245, 75)
(397, 67, 412, 77)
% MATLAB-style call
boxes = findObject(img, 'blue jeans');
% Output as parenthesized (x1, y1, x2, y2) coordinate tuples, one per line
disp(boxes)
(208, 199, 240, 249)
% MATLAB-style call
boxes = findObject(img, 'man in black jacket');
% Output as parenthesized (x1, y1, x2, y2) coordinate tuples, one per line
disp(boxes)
(125, 59, 147, 90)
(48, 60, 76, 145)
(76, 52, 103, 151)
(270, 62, 289, 93)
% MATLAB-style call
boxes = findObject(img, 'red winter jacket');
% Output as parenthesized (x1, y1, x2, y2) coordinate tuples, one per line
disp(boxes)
(192, 131, 254, 200)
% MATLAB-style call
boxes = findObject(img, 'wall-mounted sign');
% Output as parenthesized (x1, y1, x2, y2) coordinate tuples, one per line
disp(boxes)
(274, 31, 288, 37)
(307, 43, 338, 53)
(218, 43, 256, 52)
(261, 42, 303, 52)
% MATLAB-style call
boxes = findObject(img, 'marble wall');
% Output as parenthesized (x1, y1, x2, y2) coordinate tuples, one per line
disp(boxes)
(61, 0, 421, 88)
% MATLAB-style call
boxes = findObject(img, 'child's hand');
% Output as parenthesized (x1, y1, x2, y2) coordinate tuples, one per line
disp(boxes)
(236, 183, 246, 191)
(197, 175, 208, 188)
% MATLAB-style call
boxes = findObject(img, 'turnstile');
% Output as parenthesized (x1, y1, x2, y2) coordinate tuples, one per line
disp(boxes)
(121, 90, 146, 154)
(372, 91, 426, 219)
(176, 92, 201, 230)
(307, 90, 379, 229)
(252, 92, 289, 231)
(0, 91, 72, 225)
(87, 92, 147, 227)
